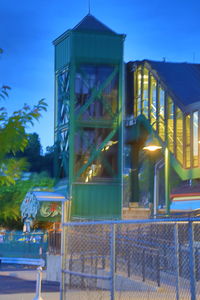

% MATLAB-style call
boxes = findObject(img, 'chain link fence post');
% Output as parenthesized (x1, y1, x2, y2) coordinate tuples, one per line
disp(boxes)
(60, 201, 68, 300)
(174, 222, 180, 300)
(110, 223, 116, 300)
(188, 221, 196, 300)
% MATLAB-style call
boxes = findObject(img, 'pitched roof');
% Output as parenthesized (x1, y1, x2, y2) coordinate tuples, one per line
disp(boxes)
(72, 14, 116, 34)
(145, 60, 200, 107)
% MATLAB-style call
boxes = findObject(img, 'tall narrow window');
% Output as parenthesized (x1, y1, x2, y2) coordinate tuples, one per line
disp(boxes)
(150, 75, 157, 129)
(193, 111, 199, 167)
(136, 67, 142, 116)
(185, 114, 191, 168)
(176, 107, 183, 164)
(142, 67, 149, 117)
(158, 87, 165, 141)
(167, 97, 174, 153)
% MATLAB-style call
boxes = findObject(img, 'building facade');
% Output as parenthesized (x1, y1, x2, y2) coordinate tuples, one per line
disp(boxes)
(54, 14, 125, 219)
(54, 14, 200, 218)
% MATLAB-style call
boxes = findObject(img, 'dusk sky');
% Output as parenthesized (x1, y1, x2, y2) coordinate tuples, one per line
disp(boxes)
(1, 0, 200, 152)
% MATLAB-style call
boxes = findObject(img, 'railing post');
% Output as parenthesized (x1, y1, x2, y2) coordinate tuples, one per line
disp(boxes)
(33, 266, 44, 300)
(174, 223, 180, 300)
(60, 201, 68, 300)
(81, 254, 85, 288)
(195, 249, 199, 281)
(188, 221, 196, 300)
(127, 251, 131, 277)
(142, 249, 145, 282)
(110, 223, 116, 300)
(156, 251, 160, 287)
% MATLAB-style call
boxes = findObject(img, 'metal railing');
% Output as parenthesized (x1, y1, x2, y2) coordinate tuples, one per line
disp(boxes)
(0, 231, 48, 260)
(60, 218, 200, 300)
(48, 230, 61, 255)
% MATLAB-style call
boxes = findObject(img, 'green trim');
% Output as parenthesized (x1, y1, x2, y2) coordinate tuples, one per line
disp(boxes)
(69, 62, 76, 184)
(171, 155, 200, 180)
(76, 120, 115, 128)
(165, 148, 170, 214)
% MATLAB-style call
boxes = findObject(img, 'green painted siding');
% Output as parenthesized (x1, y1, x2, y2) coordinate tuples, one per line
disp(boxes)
(71, 183, 122, 219)
(54, 17, 125, 219)
(71, 32, 123, 63)
(55, 36, 70, 71)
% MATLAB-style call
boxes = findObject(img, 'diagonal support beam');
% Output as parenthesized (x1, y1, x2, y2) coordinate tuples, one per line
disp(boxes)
(76, 127, 117, 179)
(75, 66, 119, 119)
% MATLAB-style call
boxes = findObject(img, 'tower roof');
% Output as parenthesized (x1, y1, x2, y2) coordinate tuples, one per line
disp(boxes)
(72, 14, 116, 34)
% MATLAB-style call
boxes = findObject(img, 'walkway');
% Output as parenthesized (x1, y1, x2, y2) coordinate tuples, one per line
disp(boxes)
(0, 267, 59, 300)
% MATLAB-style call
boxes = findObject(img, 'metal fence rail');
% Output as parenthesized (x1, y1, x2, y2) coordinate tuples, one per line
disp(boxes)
(60, 218, 200, 300)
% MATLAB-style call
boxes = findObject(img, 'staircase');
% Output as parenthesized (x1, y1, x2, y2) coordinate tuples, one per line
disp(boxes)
(126, 114, 200, 181)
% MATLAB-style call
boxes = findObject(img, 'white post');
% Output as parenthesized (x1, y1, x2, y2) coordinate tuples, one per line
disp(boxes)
(33, 266, 44, 300)
(153, 159, 164, 218)
(153, 165, 157, 218)
(60, 200, 68, 300)
(110, 224, 116, 300)
(174, 223, 180, 300)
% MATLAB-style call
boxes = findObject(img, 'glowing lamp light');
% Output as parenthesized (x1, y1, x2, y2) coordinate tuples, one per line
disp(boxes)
(143, 134, 162, 152)
(143, 145, 162, 151)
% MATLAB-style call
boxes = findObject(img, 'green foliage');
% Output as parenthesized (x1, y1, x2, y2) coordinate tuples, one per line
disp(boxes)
(0, 85, 47, 185)
(0, 172, 55, 229)
(14, 133, 54, 176)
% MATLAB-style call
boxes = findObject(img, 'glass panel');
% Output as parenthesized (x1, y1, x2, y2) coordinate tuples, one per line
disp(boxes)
(158, 87, 165, 141)
(193, 111, 199, 167)
(136, 67, 142, 116)
(142, 67, 149, 117)
(186, 115, 191, 168)
(176, 107, 183, 164)
(167, 97, 174, 153)
(75, 65, 118, 120)
(74, 128, 118, 180)
(150, 74, 157, 130)
(57, 70, 70, 126)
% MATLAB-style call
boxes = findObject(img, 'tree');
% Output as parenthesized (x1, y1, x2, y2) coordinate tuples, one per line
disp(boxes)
(15, 132, 43, 173)
(13, 133, 54, 176)
(0, 87, 47, 185)
(0, 48, 47, 185)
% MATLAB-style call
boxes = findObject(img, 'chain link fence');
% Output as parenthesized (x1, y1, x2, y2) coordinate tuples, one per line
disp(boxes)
(60, 218, 200, 300)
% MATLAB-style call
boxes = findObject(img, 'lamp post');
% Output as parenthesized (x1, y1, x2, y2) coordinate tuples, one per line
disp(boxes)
(143, 134, 170, 216)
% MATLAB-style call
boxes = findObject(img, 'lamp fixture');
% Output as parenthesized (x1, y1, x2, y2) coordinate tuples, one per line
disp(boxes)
(143, 134, 162, 152)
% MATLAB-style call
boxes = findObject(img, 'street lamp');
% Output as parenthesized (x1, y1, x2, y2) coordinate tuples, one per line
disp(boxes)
(143, 133, 170, 216)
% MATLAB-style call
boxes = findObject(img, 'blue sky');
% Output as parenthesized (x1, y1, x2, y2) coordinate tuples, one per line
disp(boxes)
(1, 0, 200, 151)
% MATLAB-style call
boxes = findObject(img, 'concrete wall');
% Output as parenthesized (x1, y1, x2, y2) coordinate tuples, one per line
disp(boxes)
(46, 254, 61, 282)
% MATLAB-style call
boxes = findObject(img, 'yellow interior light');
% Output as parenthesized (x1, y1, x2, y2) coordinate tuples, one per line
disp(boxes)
(143, 134, 162, 152)
(143, 145, 162, 151)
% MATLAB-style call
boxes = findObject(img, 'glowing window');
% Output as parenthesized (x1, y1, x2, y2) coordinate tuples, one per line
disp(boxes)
(193, 111, 199, 167)
(150, 75, 157, 129)
(158, 87, 165, 141)
(167, 97, 174, 153)
(136, 67, 142, 116)
(176, 107, 183, 164)
(142, 68, 149, 117)
(185, 114, 191, 168)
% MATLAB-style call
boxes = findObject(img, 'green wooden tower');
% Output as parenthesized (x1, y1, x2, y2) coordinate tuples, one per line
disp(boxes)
(53, 14, 125, 219)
